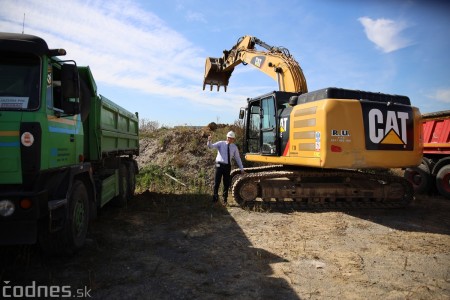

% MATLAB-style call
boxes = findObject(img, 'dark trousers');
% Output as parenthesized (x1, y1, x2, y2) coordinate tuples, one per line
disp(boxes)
(213, 163, 231, 202)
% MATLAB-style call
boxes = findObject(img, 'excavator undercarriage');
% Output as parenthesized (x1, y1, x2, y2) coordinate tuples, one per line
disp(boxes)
(230, 166, 413, 209)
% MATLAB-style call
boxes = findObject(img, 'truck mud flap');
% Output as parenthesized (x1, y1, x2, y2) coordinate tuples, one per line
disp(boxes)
(48, 198, 67, 232)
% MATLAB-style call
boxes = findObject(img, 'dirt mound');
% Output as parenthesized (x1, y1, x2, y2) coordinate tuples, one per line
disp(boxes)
(136, 124, 244, 191)
(137, 127, 211, 172)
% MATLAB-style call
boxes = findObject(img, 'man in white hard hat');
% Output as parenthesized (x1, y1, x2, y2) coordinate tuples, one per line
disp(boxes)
(207, 131, 245, 205)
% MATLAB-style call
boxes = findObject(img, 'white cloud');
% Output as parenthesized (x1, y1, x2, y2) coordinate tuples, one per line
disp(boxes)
(358, 17, 413, 53)
(432, 88, 450, 103)
(0, 0, 235, 110)
(185, 11, 207, 23)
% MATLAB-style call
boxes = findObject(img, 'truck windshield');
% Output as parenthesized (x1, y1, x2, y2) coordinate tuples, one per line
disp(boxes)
(0, 53, 40, 110)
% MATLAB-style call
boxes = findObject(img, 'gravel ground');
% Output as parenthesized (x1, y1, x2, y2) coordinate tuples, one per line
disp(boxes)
(1, 191, 449, 299)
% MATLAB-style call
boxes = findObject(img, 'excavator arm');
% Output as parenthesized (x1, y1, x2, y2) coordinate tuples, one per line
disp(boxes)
(203, 35, 308, 93)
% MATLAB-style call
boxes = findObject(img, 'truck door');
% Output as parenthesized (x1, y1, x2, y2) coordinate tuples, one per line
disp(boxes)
(46, 63, 81, 168)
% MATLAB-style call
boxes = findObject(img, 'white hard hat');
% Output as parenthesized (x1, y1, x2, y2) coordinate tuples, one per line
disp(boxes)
(227, 131, 236, 138)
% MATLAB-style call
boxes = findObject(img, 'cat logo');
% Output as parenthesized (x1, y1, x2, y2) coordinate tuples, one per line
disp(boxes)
(250, 56, 265, 69)
(369, 109, 408, 144)
(280, 117, 288, 133)
(362, 102, 414, 151)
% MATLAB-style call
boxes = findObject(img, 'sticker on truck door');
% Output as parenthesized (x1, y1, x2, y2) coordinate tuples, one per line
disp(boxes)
(361, 102, 414, 151)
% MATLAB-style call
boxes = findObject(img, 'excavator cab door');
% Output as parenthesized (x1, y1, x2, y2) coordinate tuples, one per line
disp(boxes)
(261, 96, 278, 155)
(245, 95, 278, 155)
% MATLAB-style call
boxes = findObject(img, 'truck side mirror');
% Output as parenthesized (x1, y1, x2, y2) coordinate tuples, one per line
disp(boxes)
(61, 64, 80, 115)
(61, 64, 80, 99)
(239, 108, 245, 119)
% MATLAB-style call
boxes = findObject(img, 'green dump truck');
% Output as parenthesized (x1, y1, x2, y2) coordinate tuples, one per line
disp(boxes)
(0, 32, 139, 254)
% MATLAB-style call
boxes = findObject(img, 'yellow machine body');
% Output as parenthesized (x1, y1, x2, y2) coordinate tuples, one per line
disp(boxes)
(244, 97, 422, 169)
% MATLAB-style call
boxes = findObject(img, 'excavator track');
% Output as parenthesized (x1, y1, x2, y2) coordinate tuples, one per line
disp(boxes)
(231, 166, 413, 210)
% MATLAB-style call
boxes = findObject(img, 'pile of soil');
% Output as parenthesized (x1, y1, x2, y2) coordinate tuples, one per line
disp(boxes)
(136, 124, 245, 193)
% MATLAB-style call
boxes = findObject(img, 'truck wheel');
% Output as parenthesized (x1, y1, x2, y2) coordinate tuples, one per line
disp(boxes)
(404, 163, 431, 194)
(126, 161, 136, 199)
(66, 180, 90, 252)
(39, 180, 89, 255)
(112, 163, 129, 207)
(436, 165, 450, 199)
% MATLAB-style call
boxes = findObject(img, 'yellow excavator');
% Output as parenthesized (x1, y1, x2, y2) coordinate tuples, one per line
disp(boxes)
(204, 35, 422, 208)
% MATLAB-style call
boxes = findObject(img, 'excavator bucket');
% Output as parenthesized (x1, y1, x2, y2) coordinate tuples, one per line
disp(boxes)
(203, 57, 233, 92)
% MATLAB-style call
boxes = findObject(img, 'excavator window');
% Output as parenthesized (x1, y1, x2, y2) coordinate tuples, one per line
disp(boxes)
(261, 97, 277, 155)
(247, 103, 260, 153)
(245, 96, 278, 155)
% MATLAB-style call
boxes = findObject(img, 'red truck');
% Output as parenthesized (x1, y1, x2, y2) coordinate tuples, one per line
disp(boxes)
(405, 110, 450, 198)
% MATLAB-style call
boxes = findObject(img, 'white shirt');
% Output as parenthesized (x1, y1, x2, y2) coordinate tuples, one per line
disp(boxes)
(207, 140, 244, 171)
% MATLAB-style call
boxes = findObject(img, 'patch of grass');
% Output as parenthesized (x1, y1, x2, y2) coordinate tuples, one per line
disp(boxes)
(136, 164, 180, 193)
(136, 164, 211, 195)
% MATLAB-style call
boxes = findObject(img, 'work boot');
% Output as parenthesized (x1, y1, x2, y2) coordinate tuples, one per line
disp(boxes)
(212, 194, 219, 203)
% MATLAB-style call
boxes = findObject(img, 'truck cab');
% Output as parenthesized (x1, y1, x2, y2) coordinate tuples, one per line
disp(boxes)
(0, 32, 139, 254)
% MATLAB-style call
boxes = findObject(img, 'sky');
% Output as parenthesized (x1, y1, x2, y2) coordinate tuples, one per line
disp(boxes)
(1, 0, 449, 126)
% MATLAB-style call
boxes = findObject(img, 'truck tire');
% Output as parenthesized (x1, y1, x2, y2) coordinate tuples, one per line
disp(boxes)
(112, 162, 129, 207)
(436, 165, 450, 199)
(404, 163, 431, 194)
(66, 180, 90, 252)
(39, 179, 90, 255)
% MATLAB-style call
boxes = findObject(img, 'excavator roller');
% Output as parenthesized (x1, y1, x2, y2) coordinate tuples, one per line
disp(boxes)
(203, 57, 233, 92)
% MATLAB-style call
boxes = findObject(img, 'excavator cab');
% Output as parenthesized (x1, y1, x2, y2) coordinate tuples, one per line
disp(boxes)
(203, 57, 233, 92)
(241, 91, 296, 156)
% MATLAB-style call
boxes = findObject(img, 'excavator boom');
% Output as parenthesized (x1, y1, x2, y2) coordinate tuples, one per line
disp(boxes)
(203, 35, 307, 93)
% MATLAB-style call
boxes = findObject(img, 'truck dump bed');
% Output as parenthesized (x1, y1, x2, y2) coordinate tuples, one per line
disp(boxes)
(421, 110, 450, 155)
(91, 95, 139, 159)
(80, 67, 139, 161)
